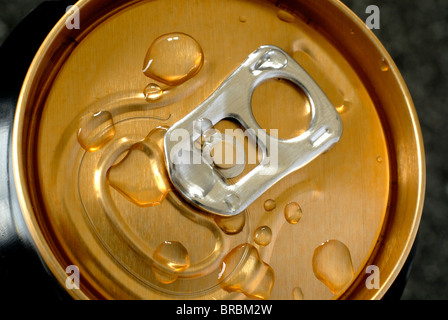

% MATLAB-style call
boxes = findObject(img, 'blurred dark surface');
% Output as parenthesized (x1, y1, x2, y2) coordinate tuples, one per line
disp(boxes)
(0, 0, 447, 300)
(342, 0, 448, 300)
(0, 0, 74, 301)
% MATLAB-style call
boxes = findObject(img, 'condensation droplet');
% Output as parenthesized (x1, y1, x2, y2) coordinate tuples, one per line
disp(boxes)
(277, 9, 295, 23)
(152, 241, 190, 284)
(337, 100, 351, 114)
(253, 49, 288, 72)
(214, 213, 246, 235)
(152, 269, 178, 284)
(77, 110, 115, 152)
(194, 118, 214, 136)
(144, 83, 163, 102)
(380, 58, 389, 72)
(239, 16, 248, 22)
(142, 32, 204, 86)
(218, 243, 274, 300)
(107, 127, 171, 207)
(284, 202, 302, 224)
(377, 156, 383, 163)
(312, 240, 354, 294)
(153, 241, 190, 272)
(253, 226, 272, 247)
(264, 199, 276, 211)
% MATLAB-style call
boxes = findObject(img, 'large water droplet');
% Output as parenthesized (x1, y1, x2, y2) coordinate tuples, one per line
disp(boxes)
(107, 127, 171, 207)
(152, 241, 190, 284)
(143, 33, 204, 86)
(312, 240, 354, 294)
(218, 243, 274, 299)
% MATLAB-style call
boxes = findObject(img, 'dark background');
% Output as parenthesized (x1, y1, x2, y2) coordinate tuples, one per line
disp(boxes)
(0, 0, 447, 300)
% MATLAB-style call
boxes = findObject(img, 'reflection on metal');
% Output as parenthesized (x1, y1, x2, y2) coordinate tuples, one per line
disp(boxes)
(164, 46, 342, 216)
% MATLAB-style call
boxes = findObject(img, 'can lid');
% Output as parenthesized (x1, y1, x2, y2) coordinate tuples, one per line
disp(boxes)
(13, 0, 424, 300)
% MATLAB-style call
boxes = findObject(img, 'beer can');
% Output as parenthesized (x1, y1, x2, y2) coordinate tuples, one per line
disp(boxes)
(6, 0, 424, 300)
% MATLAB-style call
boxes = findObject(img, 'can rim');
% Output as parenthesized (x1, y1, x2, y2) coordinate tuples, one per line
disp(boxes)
(12, 0, 425, 300)
(334, 0, 425, 300)
(13, 0, 91, 300)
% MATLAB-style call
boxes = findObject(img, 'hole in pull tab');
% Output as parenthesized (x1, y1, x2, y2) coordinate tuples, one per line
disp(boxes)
(251, 79, 311, 140)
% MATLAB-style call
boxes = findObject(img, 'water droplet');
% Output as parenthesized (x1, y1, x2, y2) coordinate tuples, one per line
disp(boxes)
(143, 83, 163, 102)
(312, 240, 354, 294)
(284, 202, 302, 224)
(214, 213, 246, 235)
(253, 226, 272, 247)
(277, 10, 295, 23)
(77, 111, 115, 152)
(152, 241, 190, 284)
(253, 49, 288, 72)
(107, 127, 171, 207)
(263, 199, 276, 211)
(336, 105, 344, 113)
(152, 269, 178, 284)
(195, 129, 220, 151)
(142, 33, 204, 86)
(193, 118, 215, 149)
(292, 287, 304, 300)
(376, 156, 383, 163)
(218, 243, 274, 299)
(194, 118, 213, 135)
(380, 58, 389, 72)
(336, 100, 351, 114)
(153, 241, 190, 272)
(239, 16, 248, 23)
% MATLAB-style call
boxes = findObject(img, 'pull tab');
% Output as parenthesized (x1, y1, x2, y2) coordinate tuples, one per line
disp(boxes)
(164, 45, 343, 216)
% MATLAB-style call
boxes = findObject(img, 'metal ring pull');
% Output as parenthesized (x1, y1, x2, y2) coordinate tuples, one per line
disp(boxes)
(164, 45, 343, 216)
